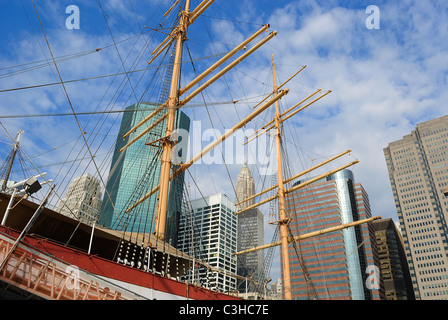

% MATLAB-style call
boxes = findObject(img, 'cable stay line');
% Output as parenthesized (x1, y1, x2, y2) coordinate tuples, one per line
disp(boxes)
(0, 52, 230, 93)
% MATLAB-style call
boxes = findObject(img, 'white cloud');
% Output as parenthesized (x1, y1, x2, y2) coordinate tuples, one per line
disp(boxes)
(239, 1, 447, 221)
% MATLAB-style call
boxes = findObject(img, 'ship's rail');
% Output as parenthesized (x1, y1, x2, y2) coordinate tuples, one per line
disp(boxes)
(0, 233, 146, 300)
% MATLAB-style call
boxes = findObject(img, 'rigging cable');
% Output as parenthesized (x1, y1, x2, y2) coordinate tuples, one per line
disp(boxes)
(100, 5, 182, 245)
(46, 0, 171, 229)
(282, 141, 319, 299)
(96, 5, 181, 241)
(0, 53, 229, 94)
(0, 123, 81, 221)
(194, 9, 283, 290)
(30, 0, 127, 230)
(97, 0, 139, 104)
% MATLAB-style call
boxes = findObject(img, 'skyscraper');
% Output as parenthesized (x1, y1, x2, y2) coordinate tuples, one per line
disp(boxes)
(373, 218, 415, 300)
(236, 208, 264, 293)
(177, 193, 237, 293)
(384, 114, 448, 300)
(56, 174, 102, 225)
(234, 163, 264, 294)
(235, 163, 255, 210)
(285, 169, 383, 300)
(99, 102, 190, 244)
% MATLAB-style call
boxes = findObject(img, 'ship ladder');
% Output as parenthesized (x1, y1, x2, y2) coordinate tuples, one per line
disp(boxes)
(0, 236, 145, 300)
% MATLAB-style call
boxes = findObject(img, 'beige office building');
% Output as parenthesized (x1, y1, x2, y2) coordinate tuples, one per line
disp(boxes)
(56, 174, 103, 225)
(384, 115, 448, 299)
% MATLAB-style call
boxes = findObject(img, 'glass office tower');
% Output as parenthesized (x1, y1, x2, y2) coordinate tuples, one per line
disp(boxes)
(285, 169, 383, 300)
(99, 102, 190, 245)
(372, 218, 415, 300)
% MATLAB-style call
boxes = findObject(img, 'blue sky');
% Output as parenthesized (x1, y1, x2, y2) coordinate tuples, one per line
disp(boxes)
(1, 0, 448, 282)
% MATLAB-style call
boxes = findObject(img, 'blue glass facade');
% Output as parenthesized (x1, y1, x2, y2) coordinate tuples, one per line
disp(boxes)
(329, 170, 365, 300)
(286, 169, 380, 299)
(99, 102, 190, 244)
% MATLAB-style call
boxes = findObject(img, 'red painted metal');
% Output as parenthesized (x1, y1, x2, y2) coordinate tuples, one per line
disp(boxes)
(0, 225, 241, 300)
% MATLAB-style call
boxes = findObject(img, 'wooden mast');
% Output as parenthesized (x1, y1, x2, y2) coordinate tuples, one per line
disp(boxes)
(230, 57, 377, 300)
(155, 0, 191, 241)
(119, 2, 375, 300)
(151, 1, 277, 241)
(123, 18, 280, 216)
(271, 54, 292, 300)
(125, 89, 289, 214)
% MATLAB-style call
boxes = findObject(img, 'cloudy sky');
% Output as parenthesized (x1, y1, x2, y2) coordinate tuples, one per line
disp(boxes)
(1, 0, 448, 281)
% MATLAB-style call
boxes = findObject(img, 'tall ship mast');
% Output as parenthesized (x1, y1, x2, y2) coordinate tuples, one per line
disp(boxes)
(0, 0, 380, 300)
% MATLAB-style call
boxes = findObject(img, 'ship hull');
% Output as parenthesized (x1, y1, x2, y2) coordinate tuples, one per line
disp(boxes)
(0, 225, 240, 300)
(0, 192, 241, 300)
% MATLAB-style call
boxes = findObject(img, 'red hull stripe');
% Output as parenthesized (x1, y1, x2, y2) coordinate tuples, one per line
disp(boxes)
(0, 226, 240, 300)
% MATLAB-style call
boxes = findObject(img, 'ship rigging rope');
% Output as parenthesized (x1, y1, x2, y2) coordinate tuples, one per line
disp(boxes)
(185, 43, 238, 200)
(0, 122, 82, 222)
(0, 49, 102, 79)
(173, 10, 275, 286)
(39, 0, 177, 226)
(0, 32, 149, 76)
(169, 24, 243, 280)
(4, 1, 300, 292)
(185, 3, 282, 208)
(208, 24, 296, 287)
(120, 150, 159, 238)
(0, 95, 268, 120)
(6, 0, 323, 290)
(98, 0, 141, 105)
(29, 0, 132, 230)
(3, 0, 278, 235)
(94, 7, 183, 241)
(67, 2, 185, 238)
(185, 30, 270, 287)
(0, 53, 230, 94)
(282, 142, 319, 299)
(281, 143, 362, 300)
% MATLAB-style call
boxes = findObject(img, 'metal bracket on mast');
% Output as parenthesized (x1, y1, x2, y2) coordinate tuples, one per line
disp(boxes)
(268, 217, 290, 226)
(244, 88, 331, 146)
(145, 136, 166, 148)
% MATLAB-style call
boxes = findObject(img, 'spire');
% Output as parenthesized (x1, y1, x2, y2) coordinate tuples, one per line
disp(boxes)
(235, 163, 255, 211)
